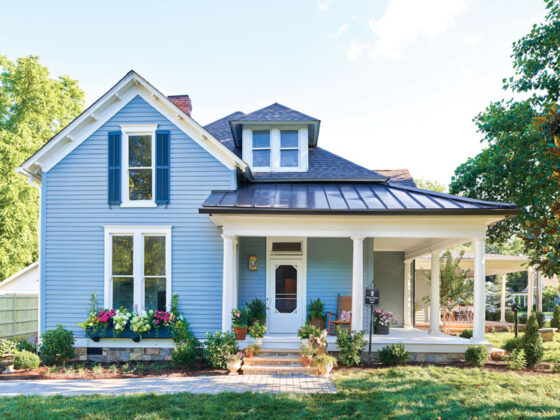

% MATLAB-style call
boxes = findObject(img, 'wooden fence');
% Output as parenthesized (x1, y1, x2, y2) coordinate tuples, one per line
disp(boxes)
(0, 295, 38, 339)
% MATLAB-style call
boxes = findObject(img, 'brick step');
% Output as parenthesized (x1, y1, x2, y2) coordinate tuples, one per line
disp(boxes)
(243, 357, 302, 367)
(241, 365, 320, 376)
(257, 350, 301, 358)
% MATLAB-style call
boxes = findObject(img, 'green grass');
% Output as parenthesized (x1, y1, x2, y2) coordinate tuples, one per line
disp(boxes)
(486, 332, 560, 363)
(1, 366, 560, 419)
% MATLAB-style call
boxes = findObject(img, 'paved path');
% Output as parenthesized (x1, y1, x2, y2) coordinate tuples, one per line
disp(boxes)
(0, 375, 336, 397)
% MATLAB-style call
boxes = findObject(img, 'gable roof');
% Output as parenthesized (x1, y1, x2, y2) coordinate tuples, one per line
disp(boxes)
(374, 169, 416, 187)
(228, 103, 321, 148)
(17, 71, 248, 182)
(200, 182, 519, 216)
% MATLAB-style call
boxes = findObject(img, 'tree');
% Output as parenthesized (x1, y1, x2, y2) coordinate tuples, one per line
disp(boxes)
(0, 55, 84, 280)
(414, 178, 447, 193)
(423, 250, 473, 331)
(450, 0, 560, 277)
(542, 284, 560, 312)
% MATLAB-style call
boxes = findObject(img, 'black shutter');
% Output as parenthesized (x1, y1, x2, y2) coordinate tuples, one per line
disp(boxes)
(155, 130, 170, 204)
(108, 131, 122, 204)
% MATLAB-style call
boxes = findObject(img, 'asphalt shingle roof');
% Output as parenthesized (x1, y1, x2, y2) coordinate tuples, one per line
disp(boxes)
(231, 103, 318, 122)
(374, 169, 417, 187)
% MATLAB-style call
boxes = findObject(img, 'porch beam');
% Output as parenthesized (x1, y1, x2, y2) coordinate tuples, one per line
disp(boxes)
(351, 236, 365, 332)
(429, 251, 440, 334)
(222, 234, 236, 332)
(500, 273, 507, 323)
(472, 238, 486, 343)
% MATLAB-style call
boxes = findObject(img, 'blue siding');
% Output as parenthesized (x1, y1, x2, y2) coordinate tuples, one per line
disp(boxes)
(237, 237, 266, 307)
(44, 95, 233, 338)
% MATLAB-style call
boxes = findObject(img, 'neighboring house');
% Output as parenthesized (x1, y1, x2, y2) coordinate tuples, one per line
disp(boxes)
(17, 71, 518, 361)
(0, 262, 39, 295)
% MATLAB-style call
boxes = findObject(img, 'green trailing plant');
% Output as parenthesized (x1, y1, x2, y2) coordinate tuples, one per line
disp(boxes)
(459, 329, 473, 339)
(0, 339, 18, 357)
(204, 331, 239, 370)
(378, 344, 410, 366)
(248, 320, 266, 339)
(507, 349, 527, 370)
(171, 343, 198, 370)
(307, 298, 326, 321)
(464, 345, 488, 367)
(551, 305, 560, 329)
(521, 313, 544, 368)
(313, 354, 337, 369)
(13, 350, 40, 369)
(246, 299, 266, 325)
(335, 328, 366, 367)
(39, 325, 75, 366)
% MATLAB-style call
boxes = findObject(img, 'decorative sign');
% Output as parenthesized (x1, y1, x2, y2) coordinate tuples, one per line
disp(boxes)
(364, 288, 379, 305)
(248, 255, 258, 271)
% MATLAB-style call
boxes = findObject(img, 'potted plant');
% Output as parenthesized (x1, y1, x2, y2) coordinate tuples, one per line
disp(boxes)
(314, 354, 337, 377)
(0, 339, 17, 374)
(248, 320, 267, 345)
(225, 351, 243, 374)
(373, 309, 397, 335)
(307, 298, 326, 329)
(309, 329, 328, 355)
(245, 344, 261, 358)
(300, 342, 315, 367)
(232, 308, 249, 340)
(297, 324, 321, 342)
(246, 298, 266, 326)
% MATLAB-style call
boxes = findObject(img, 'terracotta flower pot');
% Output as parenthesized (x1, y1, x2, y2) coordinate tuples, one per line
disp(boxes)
(245, 348, 254, 358)
(317, 362, 334, 378)
(374, 324, 390, 335)
(301, 355, 313, 367)
(234, 327, 248, 340)
(227, 360, 242, 374)
(309, 318, 326, 330)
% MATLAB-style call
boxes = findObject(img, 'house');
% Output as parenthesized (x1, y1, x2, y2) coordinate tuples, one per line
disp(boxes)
(17, 71, 518, 361)
(0, 262, 39, 295)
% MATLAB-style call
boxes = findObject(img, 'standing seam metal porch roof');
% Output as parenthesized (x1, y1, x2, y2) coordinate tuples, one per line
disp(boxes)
(200, 183, 519, 215)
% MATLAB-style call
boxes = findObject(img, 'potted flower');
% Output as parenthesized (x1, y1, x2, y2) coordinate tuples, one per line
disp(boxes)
(300, 342, 315, 367)
(245, 344, 261, 358)
(297, 324, 321, 341)
(309, 329, 328, 355)
(248, 320, 266, 345)
(307, 298, 326, 329)
(232, 308, 249, 340)
(373, 309, 398, 335)
(225, 351, 243, 374)
(0, 339, 17, 374)
(314, 354, 337, 377)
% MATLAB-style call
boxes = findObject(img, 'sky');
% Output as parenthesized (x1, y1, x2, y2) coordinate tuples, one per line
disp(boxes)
(0, 0, 547, 185)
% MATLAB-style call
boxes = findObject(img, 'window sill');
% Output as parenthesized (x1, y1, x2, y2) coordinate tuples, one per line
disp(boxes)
(120, 202, 158, 208)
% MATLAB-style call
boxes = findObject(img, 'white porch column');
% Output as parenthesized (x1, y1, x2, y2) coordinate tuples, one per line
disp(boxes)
(429, 251, 440, 334)
(222, 234, 235, 332)
(527, 267, 534, 316)
(500, 273, 507, 323)
(536, 271, 542, 312)
(351, 236, 365, 331)
(473, 238, 486, 343)
(403, 259, 413, 328)
(232, 237, 239, 311)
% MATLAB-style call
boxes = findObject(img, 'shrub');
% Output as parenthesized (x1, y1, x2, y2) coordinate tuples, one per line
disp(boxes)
(335, 328, 366, 366)
(551, 305, 560, 329)
(378, 343, 409, 366)
(506, 349, 527, 370)
(171, 343, 197, 370)
(14, 350, 40, 369)
(535, 312, 546, 328)
(505, 310, 515, 323)
(485, 311, 499, 322)
(313, 354, 337, 368)
(0, 338, 18, 357)
(521, 313, 544, 367)
(519, 313, 528, 324)
(459, 329, 473, 339)
(246, 299, 266, 325)
(13, 336, 36, 353)
(465, 345, 488, 367)
(204, 331, 239, 369)
(307, 298, 326, 321)
(39, 325, 75, 365)
(503, 337, 522, 353)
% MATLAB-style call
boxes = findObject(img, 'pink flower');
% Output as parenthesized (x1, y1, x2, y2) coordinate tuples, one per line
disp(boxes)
(237, 313, 240, 317)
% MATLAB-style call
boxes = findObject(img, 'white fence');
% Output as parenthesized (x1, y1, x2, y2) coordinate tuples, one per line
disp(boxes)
(0, 294, 38, 338)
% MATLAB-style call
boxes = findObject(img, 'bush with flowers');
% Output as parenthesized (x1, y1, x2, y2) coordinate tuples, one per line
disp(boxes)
(373, 309, 398, 327)
(112, 308, 132, 333)
(248, 320, 267, 339)
(130, 310, 153, 334)
(297, 324, 321, 340)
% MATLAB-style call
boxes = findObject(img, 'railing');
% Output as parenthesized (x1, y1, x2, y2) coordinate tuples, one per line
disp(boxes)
(0, 294, 38, 338)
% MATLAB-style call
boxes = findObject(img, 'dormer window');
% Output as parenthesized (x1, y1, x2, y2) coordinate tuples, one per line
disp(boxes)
(242, 126, 308, 172)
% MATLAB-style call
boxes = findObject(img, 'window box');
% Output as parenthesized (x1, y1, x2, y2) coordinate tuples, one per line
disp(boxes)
(86, 326, 173, 342)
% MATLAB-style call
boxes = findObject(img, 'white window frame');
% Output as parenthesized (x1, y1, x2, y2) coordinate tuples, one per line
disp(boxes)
(242, 125, 308, 172)
(104, 225, 172, 312)
(120, 124, 158, 208)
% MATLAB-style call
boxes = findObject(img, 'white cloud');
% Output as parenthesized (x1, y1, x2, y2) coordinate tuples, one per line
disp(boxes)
(363, 0, 467, 60)
(463, 32, 481, 49)
(317, 0, 334, 12)
(333, 23, 350, 40)
(347, 41, 367, 62)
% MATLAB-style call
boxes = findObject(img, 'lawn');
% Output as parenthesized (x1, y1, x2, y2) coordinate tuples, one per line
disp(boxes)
(1, 366, 559, 419)
(487, 332, 560, 363)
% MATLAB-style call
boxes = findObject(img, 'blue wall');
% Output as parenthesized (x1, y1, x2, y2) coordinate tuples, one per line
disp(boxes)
(237, 237, 266, 307)
(44, 95, 234, 338)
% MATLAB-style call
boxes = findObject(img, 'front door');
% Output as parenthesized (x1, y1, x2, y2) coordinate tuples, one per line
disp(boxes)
(267, 258, 304, 333)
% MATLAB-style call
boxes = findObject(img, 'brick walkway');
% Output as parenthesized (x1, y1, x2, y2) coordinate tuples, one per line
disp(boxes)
(0, 375, 336, 397)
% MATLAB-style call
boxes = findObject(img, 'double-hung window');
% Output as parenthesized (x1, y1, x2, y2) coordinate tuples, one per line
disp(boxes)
(105, 226, 171, 312)
(252, 130, 271, 168)
(280, 130, 299, 168)
(121, 124, 158, 207)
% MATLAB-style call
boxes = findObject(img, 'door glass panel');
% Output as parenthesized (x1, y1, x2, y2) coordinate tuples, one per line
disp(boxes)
(275, 265, 297, 313)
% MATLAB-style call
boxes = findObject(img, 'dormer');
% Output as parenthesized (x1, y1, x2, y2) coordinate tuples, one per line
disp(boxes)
(229, 103, 320, 172)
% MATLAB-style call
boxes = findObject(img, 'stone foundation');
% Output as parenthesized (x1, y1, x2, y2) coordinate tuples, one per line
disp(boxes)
(73, 347, 173, 363)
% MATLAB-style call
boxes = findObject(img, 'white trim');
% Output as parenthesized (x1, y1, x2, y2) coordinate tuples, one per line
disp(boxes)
(18, 71, 248, 182)
(120, 124, 158, 207)
(104, 225, 172, 312)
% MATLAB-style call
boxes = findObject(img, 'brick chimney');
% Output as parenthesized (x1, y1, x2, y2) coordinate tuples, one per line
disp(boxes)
(168, 95, 192, 117)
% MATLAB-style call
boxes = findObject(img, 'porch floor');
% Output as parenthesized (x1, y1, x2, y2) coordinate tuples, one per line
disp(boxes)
(240, 327, 483, 353)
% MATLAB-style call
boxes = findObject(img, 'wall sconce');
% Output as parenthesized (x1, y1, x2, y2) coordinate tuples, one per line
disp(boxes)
(248, 255, 257, 271)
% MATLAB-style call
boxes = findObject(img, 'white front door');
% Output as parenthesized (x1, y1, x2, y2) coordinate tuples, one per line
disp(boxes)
(267, 258, 305, 333)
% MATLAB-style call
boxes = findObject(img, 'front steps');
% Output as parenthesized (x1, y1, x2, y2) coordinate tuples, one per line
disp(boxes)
(241, 350, 319, 376)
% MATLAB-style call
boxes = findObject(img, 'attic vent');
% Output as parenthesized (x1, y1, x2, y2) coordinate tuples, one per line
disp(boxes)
(271, 242, 302, 254)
